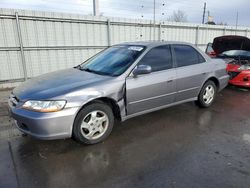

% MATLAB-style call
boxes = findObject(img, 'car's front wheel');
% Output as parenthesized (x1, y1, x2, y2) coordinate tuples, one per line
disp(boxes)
(196, 80, 217, 108)
(73, 102, 114, 144)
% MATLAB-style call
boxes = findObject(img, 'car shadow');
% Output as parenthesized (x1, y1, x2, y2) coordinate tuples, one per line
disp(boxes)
(226, 85, 249, 92)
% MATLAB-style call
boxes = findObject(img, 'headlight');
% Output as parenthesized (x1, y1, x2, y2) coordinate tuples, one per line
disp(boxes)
(22, 100, 66, 112)
(238, 65, 250, 71)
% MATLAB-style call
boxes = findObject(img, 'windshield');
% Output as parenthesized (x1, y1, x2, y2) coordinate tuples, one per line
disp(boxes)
(218, 50, 250, 58)
(79, 45, 145, 76)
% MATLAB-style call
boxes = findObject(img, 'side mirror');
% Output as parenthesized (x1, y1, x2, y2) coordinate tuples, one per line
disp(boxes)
(133, 65, 152, 77)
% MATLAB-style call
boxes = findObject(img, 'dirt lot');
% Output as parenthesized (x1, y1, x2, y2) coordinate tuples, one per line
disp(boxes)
(0, 86, 250, 188)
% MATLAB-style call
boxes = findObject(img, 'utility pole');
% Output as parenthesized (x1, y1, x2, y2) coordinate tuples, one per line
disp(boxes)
(93, 0, 99, 16)
(202, 2, 206, 24)
(235, 11, 238, 34)
(153, 0, 156, 40)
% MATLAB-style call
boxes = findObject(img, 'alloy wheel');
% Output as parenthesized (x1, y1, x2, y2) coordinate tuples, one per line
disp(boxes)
(203, 85, 215, 104)
(80, 110, 109, 140)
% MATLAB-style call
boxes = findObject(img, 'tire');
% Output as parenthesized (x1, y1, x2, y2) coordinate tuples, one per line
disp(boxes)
(196, 80, 217, 108)
(73, 102, 114, 144)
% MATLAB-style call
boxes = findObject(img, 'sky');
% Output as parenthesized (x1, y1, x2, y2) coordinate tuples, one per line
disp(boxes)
(0, 0, 249, 26)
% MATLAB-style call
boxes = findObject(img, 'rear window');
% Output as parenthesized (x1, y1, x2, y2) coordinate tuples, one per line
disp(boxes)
(173, 45, 205, 67)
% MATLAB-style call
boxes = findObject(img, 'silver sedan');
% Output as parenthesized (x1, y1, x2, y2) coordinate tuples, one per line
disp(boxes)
(9, 41, 229, 144)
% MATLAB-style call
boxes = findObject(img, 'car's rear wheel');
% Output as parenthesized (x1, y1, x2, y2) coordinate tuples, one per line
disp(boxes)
(73, 102, 114, 144)
(196, 80, 217, 108)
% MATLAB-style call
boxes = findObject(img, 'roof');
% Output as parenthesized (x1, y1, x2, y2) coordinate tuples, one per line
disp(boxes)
(117, 41, 193, 47)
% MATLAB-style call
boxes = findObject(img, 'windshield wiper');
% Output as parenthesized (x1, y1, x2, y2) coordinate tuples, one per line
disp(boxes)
(74, 66, 94, 73)
(81, 68, 110, 76)
(76, 66, 112, 76)
(82, 67, 95, 73)
(74, 65, 81, 69)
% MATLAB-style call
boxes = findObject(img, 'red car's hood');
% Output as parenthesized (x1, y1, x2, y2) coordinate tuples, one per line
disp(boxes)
(212, 35, 250, 55)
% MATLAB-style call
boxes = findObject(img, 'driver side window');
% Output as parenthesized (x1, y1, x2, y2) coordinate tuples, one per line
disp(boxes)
(138, 45, 173, 72)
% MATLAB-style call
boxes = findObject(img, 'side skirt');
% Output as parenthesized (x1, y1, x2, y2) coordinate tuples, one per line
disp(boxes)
(121, 97, 197, 121)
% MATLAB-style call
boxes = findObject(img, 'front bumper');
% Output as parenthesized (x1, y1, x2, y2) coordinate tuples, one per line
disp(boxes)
(228, 70, 250, 88)
(9, 103, 80, 140)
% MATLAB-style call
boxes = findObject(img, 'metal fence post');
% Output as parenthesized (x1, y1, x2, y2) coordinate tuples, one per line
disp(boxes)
(107, 19, 111, 47)
(195, 26, 199, 47)
(15, 12, 27, 81)
(159, 23, 162, 41)
(149, 20, 152, 41)
(223, 27, 226, 35)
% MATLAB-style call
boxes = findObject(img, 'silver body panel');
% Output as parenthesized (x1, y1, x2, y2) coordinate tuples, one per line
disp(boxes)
(9, 41, 229, 140)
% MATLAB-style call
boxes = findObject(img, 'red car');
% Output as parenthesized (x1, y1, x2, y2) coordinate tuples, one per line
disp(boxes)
(206, 35, 250, 88)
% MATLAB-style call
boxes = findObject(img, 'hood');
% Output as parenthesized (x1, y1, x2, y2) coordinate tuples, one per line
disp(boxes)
(212, 35, 250, 54)
(13, 68, 112, 100)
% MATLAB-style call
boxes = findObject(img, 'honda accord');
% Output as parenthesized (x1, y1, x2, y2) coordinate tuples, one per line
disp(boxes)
(9, 41, 229, 144)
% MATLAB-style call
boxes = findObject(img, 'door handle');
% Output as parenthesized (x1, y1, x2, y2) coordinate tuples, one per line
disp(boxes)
(201, 72, 207, 75)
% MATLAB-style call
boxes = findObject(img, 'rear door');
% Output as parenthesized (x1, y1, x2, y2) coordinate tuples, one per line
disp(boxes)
(126, 45, 176, 115)
(172, 44, 210, 101)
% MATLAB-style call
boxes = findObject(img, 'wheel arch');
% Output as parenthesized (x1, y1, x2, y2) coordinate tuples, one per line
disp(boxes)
(197, 76, 220, 98)
(206, 77, 220, 90)
(202, 76, 220, 91)
(76, 97, 122, 122)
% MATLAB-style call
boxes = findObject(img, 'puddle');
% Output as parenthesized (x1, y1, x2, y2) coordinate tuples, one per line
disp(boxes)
(242, 134, 250, 144)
